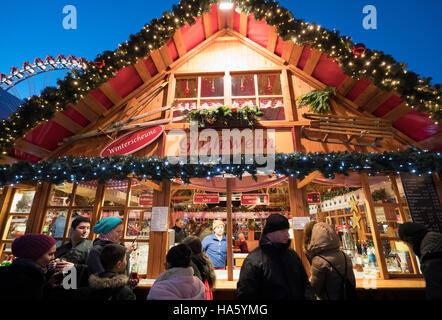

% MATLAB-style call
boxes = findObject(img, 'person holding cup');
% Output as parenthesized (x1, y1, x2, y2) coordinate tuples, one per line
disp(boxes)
(0, 234, 58, 300)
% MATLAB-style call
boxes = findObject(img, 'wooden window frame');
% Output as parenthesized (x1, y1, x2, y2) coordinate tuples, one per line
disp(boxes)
(0, 187, 36, 258)
(173, 69, 288, 122)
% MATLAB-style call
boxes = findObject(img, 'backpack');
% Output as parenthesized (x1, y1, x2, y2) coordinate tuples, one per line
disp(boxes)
(317, 252, 358, 300)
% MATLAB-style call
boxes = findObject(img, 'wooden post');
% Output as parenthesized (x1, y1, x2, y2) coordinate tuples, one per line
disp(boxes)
(360, 172, 389, 279)
(147, 180, 171, 279)
(27, 183, 51, 234)
(389, 174, 409, 223)
(226, 178, 234, 281)
(62, 183, 78, 245)
(280, 70, 294, 122)
(0, 187, 14, 237)
(89, 183, 106, 240)
(288, 177, 311, 277)
(0, 187, 14, 257)
(122, 179, 133, 243)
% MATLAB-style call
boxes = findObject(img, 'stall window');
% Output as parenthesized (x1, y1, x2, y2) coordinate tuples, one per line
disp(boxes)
(321, 175, 424, 279)
(124, 180, 153, 276)
(231, 73, 284, 121)
(40, 179, 153, 276)
(173, 75, 224, 123)
(173, 71, 286, 123)
(42, 182, 96, 248)
(0, 189, 36, 259)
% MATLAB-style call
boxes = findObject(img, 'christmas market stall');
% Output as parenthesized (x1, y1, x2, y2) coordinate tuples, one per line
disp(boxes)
(1, 0, 441, 298)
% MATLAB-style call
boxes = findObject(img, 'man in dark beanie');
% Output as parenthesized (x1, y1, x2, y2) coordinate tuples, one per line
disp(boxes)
(0, 234, 58, 300)
(399, 222, 442, 299)
(237, 214, 315, 300)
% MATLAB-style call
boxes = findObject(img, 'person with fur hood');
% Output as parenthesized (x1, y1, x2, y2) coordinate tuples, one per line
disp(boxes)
(147, 243, 206, 300)
(399, 222, 442, 300)
(303, 221, 356, 300)
(86, 243, 136, 300)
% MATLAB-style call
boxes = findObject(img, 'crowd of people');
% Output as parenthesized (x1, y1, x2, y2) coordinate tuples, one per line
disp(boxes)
(0, 213, 441, 300)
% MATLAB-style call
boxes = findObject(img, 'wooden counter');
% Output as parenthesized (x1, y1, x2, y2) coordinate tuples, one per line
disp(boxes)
(136, 277, 426, 300)
(138, 277, 425, 290)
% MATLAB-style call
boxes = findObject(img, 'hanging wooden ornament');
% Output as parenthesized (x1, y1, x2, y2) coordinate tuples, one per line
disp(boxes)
(266, 77, 272, 94)
(240, 77, 245, 92)
(184, 80, 190, 96)
(210, 79, 215, 93)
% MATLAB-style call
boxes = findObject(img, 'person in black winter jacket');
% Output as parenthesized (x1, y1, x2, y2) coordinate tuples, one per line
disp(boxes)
(86, 243, 136, 300)
(237, 214, 315, 300)
(87, 217, 135, 277)
(399, 222, 442, 300)
(0, 234, 58, 300)
(52, 216, 92, 287)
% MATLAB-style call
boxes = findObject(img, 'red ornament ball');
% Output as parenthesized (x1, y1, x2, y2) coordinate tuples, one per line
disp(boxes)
(94, 58, 106, 69)
(352, 43, 366, 56)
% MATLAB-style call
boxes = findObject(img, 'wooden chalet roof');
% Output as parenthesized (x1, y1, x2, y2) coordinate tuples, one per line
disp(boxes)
(7, 1, 442, 163)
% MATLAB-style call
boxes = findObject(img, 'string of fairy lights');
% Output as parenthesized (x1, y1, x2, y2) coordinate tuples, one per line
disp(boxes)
(0, 0, 441, 155)
(0, 149, 440, 187)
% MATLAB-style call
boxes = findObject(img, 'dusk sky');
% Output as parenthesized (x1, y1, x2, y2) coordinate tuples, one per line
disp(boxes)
(1, 0, 441, 100)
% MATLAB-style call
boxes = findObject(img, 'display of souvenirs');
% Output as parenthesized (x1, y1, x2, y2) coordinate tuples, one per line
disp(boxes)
(6, 216, 27, 239)
(10, 191, 35, 213)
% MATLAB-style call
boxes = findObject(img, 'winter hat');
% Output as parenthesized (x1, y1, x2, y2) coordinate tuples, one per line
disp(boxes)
(263, 214, 290, 235)
(93, 217, 123, 235)
(11, 234, 56, 261)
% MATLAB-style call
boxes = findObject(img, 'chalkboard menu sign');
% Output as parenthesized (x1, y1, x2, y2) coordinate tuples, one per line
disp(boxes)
(400, 173, 442, 233)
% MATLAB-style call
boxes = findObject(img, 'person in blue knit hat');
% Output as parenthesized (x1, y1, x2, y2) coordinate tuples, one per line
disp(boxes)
(87, 217, 136, 279)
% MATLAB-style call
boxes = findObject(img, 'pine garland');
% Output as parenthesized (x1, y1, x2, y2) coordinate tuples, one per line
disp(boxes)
(186, 105, 263, 127)
(320, 187, 360, 202)
(1, 0, 441, 154)
(0, 148, 440, 187)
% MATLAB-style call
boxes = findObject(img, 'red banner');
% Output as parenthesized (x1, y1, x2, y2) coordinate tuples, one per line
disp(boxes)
(308, 192, 321, 204)
(100, 125, 164, 157)
(241, 194, 269, 205)
(193, 194, 220, 204)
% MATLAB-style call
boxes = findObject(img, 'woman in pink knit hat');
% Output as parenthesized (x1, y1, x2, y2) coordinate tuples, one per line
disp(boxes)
(0, 234, 57, 300)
